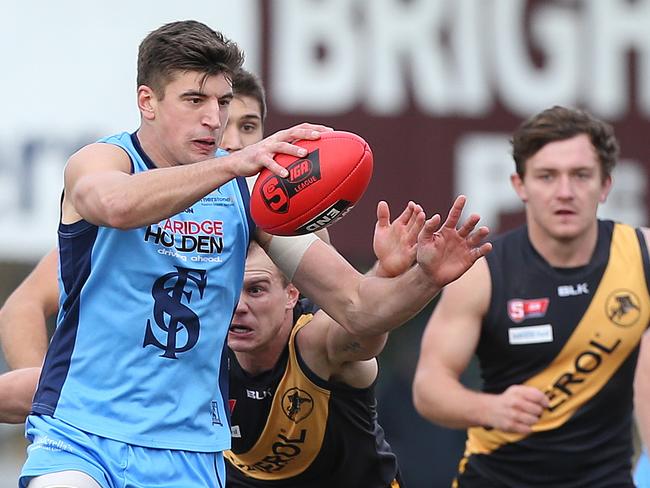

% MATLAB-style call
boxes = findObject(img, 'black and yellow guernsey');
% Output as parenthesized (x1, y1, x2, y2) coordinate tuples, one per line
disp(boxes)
(225, 301, 401, 488)
(456, 221, 650, 488)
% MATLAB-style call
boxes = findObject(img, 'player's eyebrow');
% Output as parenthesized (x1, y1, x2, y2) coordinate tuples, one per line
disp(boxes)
(180, 89, 206, 98)
(240, 114, 262, 121)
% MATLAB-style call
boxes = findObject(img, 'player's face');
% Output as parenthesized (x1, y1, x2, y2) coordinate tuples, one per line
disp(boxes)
(511, 133, 612, 242)
(143, 70, 233, 166)
(220, 95, 264, 152)
(228, 247, 297, 354)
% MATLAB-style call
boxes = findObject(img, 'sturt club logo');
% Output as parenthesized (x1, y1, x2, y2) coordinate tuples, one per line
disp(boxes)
(143, 266, 207, 358)
(282, 388, 314, 423)
(606, 289, 641, 327)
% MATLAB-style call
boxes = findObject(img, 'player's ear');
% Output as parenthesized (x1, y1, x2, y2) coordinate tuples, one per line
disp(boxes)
(510, 172, 528, 203)
(285, 284, 300, 311)
(599, 174, 613, 203)
(138, 85, 156, 120)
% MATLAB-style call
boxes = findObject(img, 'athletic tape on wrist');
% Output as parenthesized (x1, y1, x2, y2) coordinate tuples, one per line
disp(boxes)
(267, 233, 319, 281)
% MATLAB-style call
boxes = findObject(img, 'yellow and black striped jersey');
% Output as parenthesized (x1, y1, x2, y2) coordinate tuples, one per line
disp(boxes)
(225, 300, 401, 488)
(457, 221, 650, 488)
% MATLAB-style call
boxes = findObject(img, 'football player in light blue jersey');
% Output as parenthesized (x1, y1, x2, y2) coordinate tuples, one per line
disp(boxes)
(5, 21, 492, 487)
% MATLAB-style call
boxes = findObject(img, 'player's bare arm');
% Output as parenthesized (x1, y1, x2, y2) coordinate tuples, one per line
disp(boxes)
(296, 201, 424, 384)
(268, 195, 490, 343)
(413, 258, 549, 433)
(0, 248, 59, 369)
(0, 367, 40, 424)
(66, 124, 331, 229)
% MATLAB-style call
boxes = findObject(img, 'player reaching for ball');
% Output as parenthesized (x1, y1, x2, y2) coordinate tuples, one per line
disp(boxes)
(2, 68, 463, 488)
(250, 130, 373, 236)
(7, 20, 491, 488)
(225, 200, 423, 488)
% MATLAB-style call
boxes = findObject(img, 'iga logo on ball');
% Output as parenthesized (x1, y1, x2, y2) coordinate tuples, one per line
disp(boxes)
(251, 131, 373, 236)
(259, 151, 322, 214)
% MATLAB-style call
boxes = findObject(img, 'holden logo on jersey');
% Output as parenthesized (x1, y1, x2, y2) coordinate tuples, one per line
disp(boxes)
(260, 150, 322, 214)
(144, 219, 225, 255)
(143, 266, 206, 359)
(606, 289, 641, 327)
(282, 388, 314, 423)
(507, 298, 550, 323)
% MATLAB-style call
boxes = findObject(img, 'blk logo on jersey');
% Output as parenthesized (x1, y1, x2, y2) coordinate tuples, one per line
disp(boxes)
(507, 298, 550, 323)
(606, 289, 641, 327)
(247, 388, 272, 400)
(143, 266, 207, 359)
(558, 282, 589, 297)
(282, 388, 314, 423)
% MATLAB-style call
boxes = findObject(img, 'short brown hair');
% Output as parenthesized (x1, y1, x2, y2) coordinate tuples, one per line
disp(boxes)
(137, 20, 244, 99)
(232, 69, 267, 122)
(511, 105, 619, 180)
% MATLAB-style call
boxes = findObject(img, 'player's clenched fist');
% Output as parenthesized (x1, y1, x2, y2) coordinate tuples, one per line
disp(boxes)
(481, 384, 549, 434)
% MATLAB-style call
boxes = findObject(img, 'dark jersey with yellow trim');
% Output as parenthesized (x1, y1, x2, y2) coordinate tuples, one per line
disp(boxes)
(457, 221, 650, 488)
(225, 300, 400, 488)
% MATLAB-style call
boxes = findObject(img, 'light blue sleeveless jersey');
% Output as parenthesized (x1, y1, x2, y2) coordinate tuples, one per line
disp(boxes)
(32, 132, 253, 452)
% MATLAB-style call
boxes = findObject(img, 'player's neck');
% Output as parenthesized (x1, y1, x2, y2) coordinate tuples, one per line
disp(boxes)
(136, 126, 176, 168)
(527, 220, 599, 268)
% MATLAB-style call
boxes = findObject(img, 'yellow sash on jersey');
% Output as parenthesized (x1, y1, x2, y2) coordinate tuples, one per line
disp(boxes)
(225, 315, 331, 480)
(467, 224, 650, 455)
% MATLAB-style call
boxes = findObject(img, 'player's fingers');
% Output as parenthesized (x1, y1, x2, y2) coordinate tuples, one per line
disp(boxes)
(514, 411, 541, 427)
(291, 122, 334, 133)
(458, 214, 481, 238)
(511, 425, 533, 435)
(261, 157, 289, 178)
(518, 400, 545, 418)
(404, 203, 423, 229)
(477, 242, 493, 258)
(407, 209, 426, 244)
(281, 124, 334, 142)
(519, 386, 550, 407)
(511, 420, 535, 434)
(270, 141, 311, 160)
(395, 201, 415, 225)
(442, 195, 467, 229)
(466, 226, 490, 247)
(418, 214, 441, 242)
(376, 201, 390, 228)
(511, 392, 546, 417)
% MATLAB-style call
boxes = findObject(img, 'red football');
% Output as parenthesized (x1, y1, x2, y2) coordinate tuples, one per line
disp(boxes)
(251, 131, 373, 236)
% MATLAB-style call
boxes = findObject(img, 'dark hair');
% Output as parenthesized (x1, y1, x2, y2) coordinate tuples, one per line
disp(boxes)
(511, 105, 619, 180)
(232, 69, 267, 122)
(137, 20, 244, 99)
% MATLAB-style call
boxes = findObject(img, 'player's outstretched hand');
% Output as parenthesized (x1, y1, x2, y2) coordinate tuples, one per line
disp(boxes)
(373, 201, 425, 278)
(482, 385, 549, 434)
(224, 122, 333, 178)
(415, 195, 492, 288)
